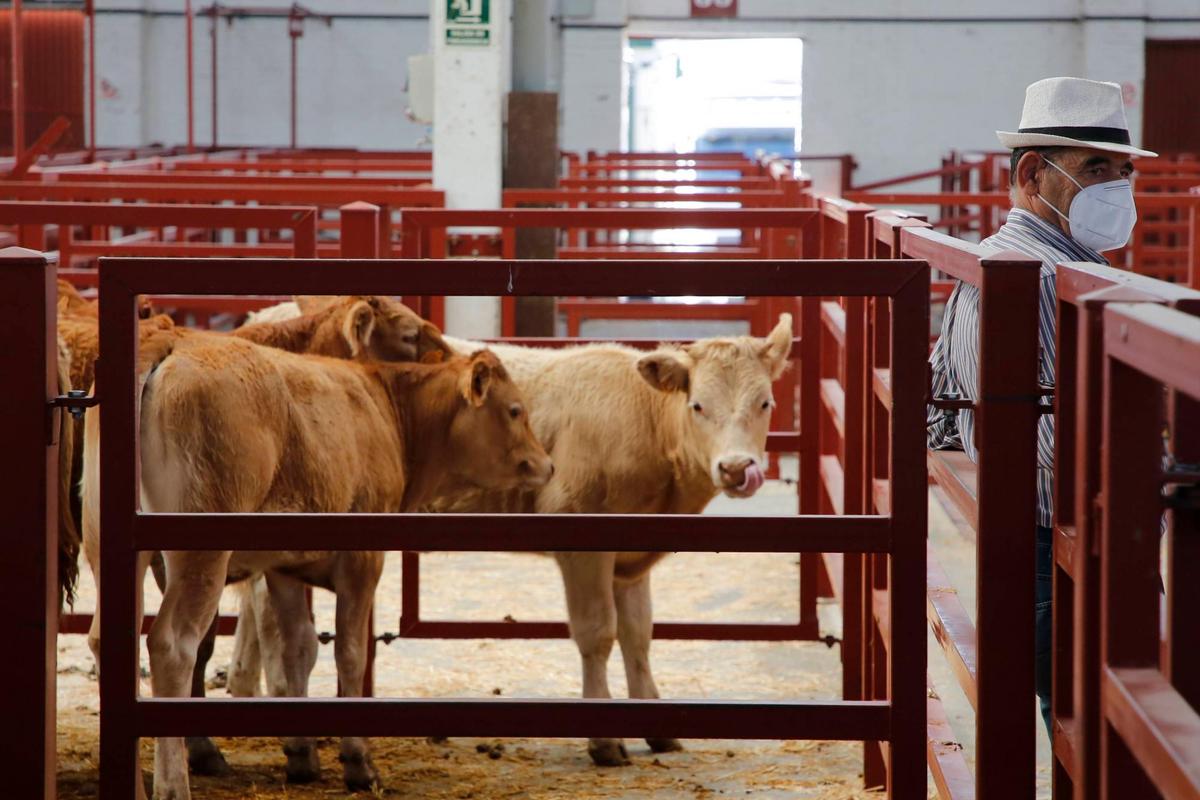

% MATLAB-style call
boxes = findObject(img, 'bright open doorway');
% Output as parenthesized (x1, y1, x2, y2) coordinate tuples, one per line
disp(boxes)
(625, 37, 802, 158)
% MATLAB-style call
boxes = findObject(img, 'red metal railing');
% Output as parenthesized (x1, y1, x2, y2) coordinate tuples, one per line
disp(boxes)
(395, 207, 820, 335)
(841, 220, 1044, 799)
(1094, 302, 1200, 798)
(844, 189, 1200, 286)
(86, 255, 930, 799)
(1050, 262, 1200, 798)
(0, 180, 444, 257)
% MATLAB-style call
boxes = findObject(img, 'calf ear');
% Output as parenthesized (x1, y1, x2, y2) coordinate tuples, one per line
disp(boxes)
(759, 313, 793, 380)
(341, 301, 376, 357)
(295, 295, 338, 315)
(464, 358, 493, 407)
(418, 321, 454, 361)
(637, 352, 690, 393)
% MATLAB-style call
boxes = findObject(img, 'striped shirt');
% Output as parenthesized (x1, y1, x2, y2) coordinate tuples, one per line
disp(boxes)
(926, 208, 1107, 528)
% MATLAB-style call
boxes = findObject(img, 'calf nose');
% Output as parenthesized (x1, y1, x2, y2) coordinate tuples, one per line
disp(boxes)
(519, 457, 555, 482)
(718, 457, 753, 486)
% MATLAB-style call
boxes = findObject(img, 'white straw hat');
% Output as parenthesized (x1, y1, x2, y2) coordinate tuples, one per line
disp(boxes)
(997, 77, 1157, 158)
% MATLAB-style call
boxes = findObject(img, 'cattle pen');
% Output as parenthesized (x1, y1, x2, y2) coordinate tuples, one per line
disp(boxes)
(5, 5, 1200, 794)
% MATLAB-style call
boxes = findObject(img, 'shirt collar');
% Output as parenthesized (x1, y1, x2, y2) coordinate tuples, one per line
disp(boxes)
(1003, 207, 1106, 263)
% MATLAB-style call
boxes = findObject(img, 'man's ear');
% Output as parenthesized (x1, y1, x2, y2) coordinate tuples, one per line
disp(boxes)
(340, 301, 375, 357)
(1015, 151, 1043, 201)
(636, 351, 690, 393)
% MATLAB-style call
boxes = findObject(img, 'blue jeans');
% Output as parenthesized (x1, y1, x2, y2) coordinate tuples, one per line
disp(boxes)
(1035, 525, 1054, 736)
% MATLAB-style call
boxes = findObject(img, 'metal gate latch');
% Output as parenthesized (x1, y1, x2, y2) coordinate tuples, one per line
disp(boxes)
(51, 390, 100, 419)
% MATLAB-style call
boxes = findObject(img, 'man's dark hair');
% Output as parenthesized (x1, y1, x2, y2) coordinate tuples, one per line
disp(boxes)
(1009, 145, 1067, 185)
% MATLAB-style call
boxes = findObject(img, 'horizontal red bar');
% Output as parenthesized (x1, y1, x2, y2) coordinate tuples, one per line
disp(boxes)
(129, 513, 892, 553)
(1103, 667, 1200, 798)
(99, 258, 923, 299)
(59, 612, 237, 636)
(132, 697, 891, 741)
(400, 208, 816, 229)
(400, 620, 820, 642)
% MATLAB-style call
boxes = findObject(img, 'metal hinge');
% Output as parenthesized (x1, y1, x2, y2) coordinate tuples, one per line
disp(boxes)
(51, 390, 100, 419)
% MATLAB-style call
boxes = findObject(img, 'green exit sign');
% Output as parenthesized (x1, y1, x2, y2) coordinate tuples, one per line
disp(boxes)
(446, 0, 491, 45)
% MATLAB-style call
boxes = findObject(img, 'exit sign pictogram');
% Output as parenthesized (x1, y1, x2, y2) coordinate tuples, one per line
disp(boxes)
(691, 0, 737, 17)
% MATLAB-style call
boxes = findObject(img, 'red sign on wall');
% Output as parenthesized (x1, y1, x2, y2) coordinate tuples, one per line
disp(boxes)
(690, 0, 737, 18)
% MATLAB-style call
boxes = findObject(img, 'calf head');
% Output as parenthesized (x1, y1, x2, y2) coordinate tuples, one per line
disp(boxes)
(297, 295, 452, 363)
(637, 313, 793, 499)
(444, 350, 554, 491)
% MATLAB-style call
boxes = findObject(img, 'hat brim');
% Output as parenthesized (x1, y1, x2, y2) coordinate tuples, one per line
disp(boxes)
(997, 130, 1157, 158)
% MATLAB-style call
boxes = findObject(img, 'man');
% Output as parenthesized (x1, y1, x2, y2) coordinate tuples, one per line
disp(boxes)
(927, 77, 1155, 735)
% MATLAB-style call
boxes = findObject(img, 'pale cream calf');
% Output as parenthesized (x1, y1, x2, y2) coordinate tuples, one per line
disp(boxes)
(235, 312, 793, 767)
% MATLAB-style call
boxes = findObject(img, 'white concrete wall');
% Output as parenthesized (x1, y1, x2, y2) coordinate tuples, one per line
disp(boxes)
(92, 0, 1200, 183)
(609, 0, 1199, 188)
(95, 0, 431, 149)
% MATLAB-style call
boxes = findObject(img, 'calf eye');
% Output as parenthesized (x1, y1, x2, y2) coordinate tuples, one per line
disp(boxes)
(509, 404, 523, 420)
(761, 399, 772, 411)
(690, 401, 703, 414)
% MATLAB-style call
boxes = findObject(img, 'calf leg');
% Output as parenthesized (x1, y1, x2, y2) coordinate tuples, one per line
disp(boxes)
(185, 615, 230, 776)
(148, 551, 230, 800)
(557, 552, 626, 766)
(615, 575, 681, 754)
(227, 580, 264, 698)
(331, 553, 384, 791)
(264, 571, 322, 784)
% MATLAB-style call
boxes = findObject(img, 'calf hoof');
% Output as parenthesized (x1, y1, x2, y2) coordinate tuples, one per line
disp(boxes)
(340, 752, 381, 793)
(186, 736, 231, 776)
(588, 739, 631, 767)
(283, 744, 321, 784)
(646, 737, 684, 754)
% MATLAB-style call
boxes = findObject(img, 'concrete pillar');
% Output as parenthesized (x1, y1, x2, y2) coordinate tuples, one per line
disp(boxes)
(432, 0, 512, 338)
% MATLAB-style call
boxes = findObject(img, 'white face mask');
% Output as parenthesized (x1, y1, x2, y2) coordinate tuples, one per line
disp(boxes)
(1036, 157, 1137, 252)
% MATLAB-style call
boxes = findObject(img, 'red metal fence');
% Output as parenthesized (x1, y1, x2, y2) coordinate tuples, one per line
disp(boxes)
(83, 255, 930, 799)
(1095, 302, 1200, 798)
(1051, 261, 1200, 798)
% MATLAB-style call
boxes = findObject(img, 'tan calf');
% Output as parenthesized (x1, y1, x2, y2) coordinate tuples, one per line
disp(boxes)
(86, 333, 549, 800)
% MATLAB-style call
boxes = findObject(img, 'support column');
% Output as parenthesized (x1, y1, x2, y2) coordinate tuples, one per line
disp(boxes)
(432, 0, 512, 338)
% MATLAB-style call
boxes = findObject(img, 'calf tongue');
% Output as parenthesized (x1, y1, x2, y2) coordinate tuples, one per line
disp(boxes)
(737, 462, 765, 494)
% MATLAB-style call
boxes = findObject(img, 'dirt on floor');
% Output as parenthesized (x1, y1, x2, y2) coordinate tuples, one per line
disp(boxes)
(56, 478, 948, 798)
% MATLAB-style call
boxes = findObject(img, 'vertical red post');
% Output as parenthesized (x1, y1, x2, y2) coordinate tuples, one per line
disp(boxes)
(292, 209, 318, 258)
(185, 0, 195, 152)
(10, 0, 24, 160)
(87, 0, 97, 157)
(210, 7, 219, 147)
(0, 247, 57, 800)
(98, 254, 143, 799)
(975, 255, 1040, 800)
(289, 11, 302, 151)
(339, 201, 380, 258)
(1188, 200, 1198, 289)
(1097, 311, 1165, 799)
(887, 259, 930, 799)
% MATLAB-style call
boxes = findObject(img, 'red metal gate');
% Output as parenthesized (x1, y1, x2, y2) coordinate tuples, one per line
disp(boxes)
(91, 254, 930, 798)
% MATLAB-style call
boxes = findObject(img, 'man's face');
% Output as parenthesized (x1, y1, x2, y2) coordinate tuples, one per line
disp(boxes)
(1018, 147, 1135, 235)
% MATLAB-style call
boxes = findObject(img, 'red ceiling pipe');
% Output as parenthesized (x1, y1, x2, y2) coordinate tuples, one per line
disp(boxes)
(86, 0, 96, 158)
(10, 0, 24, 159)
(186, 0, 195, 152)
